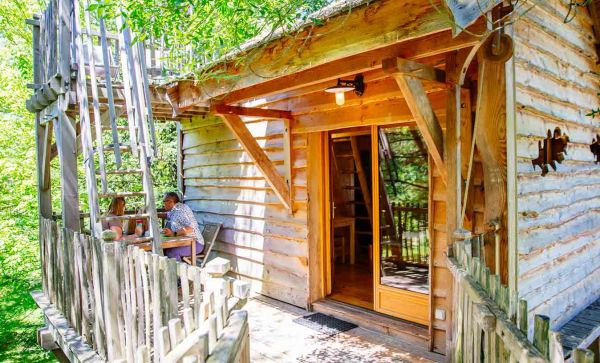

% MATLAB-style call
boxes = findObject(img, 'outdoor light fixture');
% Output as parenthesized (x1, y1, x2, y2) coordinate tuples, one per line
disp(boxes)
(325, 74, 365, 106)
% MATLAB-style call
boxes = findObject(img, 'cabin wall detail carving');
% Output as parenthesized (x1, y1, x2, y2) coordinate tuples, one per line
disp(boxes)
(513, 0, 600, 337)
(180, 115, 310, 308)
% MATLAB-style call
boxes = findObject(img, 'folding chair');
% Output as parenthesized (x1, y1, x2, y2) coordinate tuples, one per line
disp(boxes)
(183, 222, 222, 268)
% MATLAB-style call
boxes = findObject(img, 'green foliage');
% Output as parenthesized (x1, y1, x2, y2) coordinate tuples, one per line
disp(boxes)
(0, 0, 56, 361)
(91, 0, 334, 80)
(380, 127, 429, 206)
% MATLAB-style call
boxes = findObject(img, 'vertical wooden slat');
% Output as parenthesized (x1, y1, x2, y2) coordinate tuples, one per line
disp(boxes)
(72, 0, 101, 237)
(82, 0, 107, 192)
(122, 246, 135, 362)
(179, 263, 191, 310)
(98, 16, 122, 167)
(135, 247, 148, 346)
(151, 253, 162, 363)
(103, 241, 125, 361)
(91, 235, 106, 357)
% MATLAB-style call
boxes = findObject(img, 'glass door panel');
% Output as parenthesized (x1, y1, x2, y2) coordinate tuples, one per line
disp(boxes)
(373, 125, 430, 325)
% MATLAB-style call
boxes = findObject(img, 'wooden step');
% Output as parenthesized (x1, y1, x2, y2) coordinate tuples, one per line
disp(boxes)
(356, 231, 373, 235)
(96, 168, 143, 175)
(101, 126, 131, 131)
(100, 213, 149, 221)
(99, 144, 132, 153)
(311, 299, 431, 348)
(98, 191, 146, 198)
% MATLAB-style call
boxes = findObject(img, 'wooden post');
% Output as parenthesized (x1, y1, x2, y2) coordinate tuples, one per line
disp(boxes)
(533, 315, 550, 359)
(54, 112, 80, 231)
(504, 23, 519, 321)
(474, 50, 508, 283)
(443, 51, 460, 354)
(573, 349, 595, 363)
(32, 13, 52, 220)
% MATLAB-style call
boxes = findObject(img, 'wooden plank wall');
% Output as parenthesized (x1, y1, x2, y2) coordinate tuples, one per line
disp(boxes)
(181, 115, 310, 307)
(513, 0, 600, 337)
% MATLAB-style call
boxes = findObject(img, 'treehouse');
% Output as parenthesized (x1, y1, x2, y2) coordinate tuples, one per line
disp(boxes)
(27, 0, 600, 362)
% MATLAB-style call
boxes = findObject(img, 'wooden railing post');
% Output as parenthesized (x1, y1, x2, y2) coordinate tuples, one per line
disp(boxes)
(573, 348, 595, 363)
(533, 315, 550, 359)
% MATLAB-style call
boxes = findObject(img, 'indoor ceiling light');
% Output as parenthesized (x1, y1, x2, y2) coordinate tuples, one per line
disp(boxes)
(325, 74, 365, 106)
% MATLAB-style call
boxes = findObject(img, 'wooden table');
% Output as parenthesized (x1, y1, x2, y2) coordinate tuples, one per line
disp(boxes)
(333, 216, 356, 264)
(137, 235, 197, 265)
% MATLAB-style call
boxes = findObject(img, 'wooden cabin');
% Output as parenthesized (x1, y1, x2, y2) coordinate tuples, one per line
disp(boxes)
(27, 0, 600, 361)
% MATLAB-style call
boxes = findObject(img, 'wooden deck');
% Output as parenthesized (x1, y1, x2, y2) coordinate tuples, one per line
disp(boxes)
(558, 298, 600, 359)
(246, 296, 442, 363)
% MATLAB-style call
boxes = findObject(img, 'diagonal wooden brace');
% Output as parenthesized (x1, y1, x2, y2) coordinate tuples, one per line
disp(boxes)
(216, 113, 293, 211)
(386, 68, 447, 184)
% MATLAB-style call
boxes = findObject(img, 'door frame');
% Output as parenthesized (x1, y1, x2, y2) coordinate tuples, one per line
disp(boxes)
(315, 125, 431, 326)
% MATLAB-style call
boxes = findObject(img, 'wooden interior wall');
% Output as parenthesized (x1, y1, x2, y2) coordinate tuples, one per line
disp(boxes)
(181, 115, 310, 308)
(513, 0, 600, 337)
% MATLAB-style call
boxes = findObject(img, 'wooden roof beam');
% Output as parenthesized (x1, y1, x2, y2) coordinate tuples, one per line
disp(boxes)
(385, 57, 447, 184)
(382, 58, 446, 83)
(292, 90, 447, 134)
(215, 113, 292, 211)
(182, 12, 485, 106)
(213, 104, 292, 120)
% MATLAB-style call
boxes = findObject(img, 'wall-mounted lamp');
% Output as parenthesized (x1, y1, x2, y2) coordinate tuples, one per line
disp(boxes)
(325, 74, 365, 106)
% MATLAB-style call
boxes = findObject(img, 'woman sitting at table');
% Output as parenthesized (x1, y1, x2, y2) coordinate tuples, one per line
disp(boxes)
(162, 192, 204, 261)
(102, 197, 127, 240)
(102, 197, 144, 240)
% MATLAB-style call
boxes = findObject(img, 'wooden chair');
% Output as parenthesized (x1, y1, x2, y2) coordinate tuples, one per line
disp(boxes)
(183, 222, 222, 268)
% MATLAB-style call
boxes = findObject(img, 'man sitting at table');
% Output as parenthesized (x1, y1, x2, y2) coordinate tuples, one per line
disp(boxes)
(162, 192, 204, 262)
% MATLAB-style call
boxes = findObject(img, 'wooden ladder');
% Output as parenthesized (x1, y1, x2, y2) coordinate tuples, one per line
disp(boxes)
(72, 0, 162, 253)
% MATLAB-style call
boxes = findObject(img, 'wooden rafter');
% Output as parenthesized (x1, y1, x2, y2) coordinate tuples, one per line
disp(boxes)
(213, 104, 292, 120)
(178, 19, 485, 106)
(216, 113, 293, 211)
(385, 58, 447, 184)
(382, 58, 446, 83)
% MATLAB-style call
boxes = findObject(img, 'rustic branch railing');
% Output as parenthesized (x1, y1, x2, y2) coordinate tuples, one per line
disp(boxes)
(447, 232, 595, 363)
(36, 217, 250, 362)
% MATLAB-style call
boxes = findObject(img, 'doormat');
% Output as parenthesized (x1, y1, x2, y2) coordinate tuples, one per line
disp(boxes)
(293, 313, 358, 336)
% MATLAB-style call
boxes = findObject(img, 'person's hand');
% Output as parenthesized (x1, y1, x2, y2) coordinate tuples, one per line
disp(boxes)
(162, 228, 174, 237)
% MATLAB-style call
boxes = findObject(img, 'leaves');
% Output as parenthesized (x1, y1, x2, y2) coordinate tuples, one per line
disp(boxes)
(91, 0, 334, 79)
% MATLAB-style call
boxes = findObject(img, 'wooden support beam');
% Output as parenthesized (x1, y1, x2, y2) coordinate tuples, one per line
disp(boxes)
(282, 118, 294, 214)
(388, 73, 447, 184)
(474, 51, 508, 283)
(41, 121, 53, 190)
(54, 112, 80, 231)
(292, 91, 447, 134)
(213, 104, 292, 120)
(382, 58, 446, 83)
(216, 113, 292, 211)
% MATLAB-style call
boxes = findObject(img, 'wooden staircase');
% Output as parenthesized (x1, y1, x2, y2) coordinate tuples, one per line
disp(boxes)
(73, 0, 162, 252)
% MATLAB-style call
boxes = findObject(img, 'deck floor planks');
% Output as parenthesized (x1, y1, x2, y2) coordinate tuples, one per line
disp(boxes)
(558, 298, 600, 357)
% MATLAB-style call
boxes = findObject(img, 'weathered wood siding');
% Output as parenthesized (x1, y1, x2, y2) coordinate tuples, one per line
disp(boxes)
(181, 115, 310, 307)
(513, 1, 600, 336)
